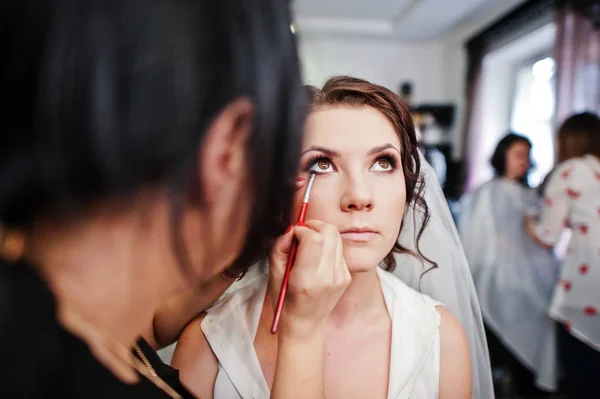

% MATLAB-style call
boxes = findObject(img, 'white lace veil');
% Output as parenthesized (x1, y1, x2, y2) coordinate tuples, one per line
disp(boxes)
(392, 151, 494, 398)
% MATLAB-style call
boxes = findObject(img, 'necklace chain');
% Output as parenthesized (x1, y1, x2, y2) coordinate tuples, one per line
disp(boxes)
(133, 343, 158, 377)
(132, 343, 182, 399)
(59, 301, 182, 399)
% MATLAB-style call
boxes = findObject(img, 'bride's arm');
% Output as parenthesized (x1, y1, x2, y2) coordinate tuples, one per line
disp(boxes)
(437, 306, 472, 399)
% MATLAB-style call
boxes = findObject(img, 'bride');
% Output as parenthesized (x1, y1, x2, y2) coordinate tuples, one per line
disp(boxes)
(172, 76, 476, 398)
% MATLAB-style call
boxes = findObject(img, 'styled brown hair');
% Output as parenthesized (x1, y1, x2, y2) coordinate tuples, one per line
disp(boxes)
(557, 112, 600, 163)
(307, 76, 434, 272)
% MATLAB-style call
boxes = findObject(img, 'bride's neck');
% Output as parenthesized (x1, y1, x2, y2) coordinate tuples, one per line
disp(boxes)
(327, 267, 385, 327)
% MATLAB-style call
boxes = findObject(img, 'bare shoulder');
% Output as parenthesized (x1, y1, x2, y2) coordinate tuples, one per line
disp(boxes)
(171, 314, 218, 399)
(436, 306, 472, 399)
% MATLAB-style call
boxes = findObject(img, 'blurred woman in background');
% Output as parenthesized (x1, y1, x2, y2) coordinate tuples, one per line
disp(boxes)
(526, 112, 600, 399)
(460, 133, 560, 394)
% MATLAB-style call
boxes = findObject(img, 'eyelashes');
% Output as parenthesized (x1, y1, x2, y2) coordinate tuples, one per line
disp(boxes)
(376, 153, 398, 169)
(303, 153, 333, 173)
(302, 151, 399, 173)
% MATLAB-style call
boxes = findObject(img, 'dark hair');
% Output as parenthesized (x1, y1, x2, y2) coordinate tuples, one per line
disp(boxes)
(1, 0, 306, 274)
(490, 132, 532, 186)
(557, 111, 600, 163)
(307, 76, 435, 272)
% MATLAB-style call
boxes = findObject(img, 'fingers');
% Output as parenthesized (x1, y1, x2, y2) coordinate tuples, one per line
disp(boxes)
(333, 230, 343, 275)
(294, 220, 338, 241)
(295, 178, 307, 190)
(295, 219, 326, 231)
(269, 218, 351, 339)
(271, 225, 295, 262)
(294, 222, 339, 271)
(271, 220, 345, 282)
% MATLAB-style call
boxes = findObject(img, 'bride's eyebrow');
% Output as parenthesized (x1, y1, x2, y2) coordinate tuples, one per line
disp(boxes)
(368, 143, 401, 155)
(300, 144, 400, 157)
(300, 146, 341, 157)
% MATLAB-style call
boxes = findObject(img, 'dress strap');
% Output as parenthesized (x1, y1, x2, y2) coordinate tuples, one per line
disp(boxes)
(202, 271, 271, 399)
(377, 268, 441, 399)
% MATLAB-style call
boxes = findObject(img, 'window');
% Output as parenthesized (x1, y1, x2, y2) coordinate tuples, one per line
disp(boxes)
(510, 57, 556, 186)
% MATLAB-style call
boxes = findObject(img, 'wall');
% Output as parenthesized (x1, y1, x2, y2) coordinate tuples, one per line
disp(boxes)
(297, 0, 532, 161)
(298, 0, 527, 160)
(471, 23, 556, 188)
(298, 35, 448, 105)
(441, 0, 527, 159)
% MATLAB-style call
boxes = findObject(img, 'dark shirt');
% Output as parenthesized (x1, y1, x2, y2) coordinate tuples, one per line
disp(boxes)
(0, 260, 194, 398)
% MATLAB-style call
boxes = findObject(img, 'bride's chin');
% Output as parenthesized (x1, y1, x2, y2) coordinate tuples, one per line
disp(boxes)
(344, 260, 381, 274)
(343, 249, 387, 274)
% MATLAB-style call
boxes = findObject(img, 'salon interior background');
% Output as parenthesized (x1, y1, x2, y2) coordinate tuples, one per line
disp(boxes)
(294, 0, 560, 198)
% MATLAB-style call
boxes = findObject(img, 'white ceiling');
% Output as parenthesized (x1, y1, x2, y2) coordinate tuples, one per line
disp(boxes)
(293, 0, 526, 40)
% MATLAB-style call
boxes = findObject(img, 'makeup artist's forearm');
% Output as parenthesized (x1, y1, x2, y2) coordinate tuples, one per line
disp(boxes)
(271, 330, 326, 399)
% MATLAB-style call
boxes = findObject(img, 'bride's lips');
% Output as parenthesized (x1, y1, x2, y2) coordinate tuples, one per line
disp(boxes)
(339, 227, 378, 242)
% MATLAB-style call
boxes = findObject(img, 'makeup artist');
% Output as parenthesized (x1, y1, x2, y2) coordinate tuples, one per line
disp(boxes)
(0, 0, 350, 398)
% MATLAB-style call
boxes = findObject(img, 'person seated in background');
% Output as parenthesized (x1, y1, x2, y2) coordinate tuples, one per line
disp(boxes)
(525, 112, 600, 399)
(460, 133, 560, 394)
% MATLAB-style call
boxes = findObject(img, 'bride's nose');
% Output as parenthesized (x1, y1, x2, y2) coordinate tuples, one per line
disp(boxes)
(340, 174, 373, 212)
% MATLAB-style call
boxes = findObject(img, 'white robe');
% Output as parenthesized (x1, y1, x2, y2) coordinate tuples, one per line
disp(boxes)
(460, 178, 560, 391)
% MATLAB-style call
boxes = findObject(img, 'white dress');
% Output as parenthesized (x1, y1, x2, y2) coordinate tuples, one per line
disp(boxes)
(534, 155, 600, 351)
(459, 178, 560, 391)
(200, 266, 443, 399)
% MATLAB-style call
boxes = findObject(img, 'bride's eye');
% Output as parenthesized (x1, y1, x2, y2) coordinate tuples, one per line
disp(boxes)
(370, 157, 394, 172)
(308, 157, 334, 174)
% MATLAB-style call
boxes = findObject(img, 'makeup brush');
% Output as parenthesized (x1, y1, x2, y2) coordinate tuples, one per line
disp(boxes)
(271, 172, 317, 334)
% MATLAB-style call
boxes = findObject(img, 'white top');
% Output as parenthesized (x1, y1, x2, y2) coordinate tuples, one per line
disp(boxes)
(201, 266, 442, 399)
(535, 155, 600, 351)
(459, 178, 560, 391)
